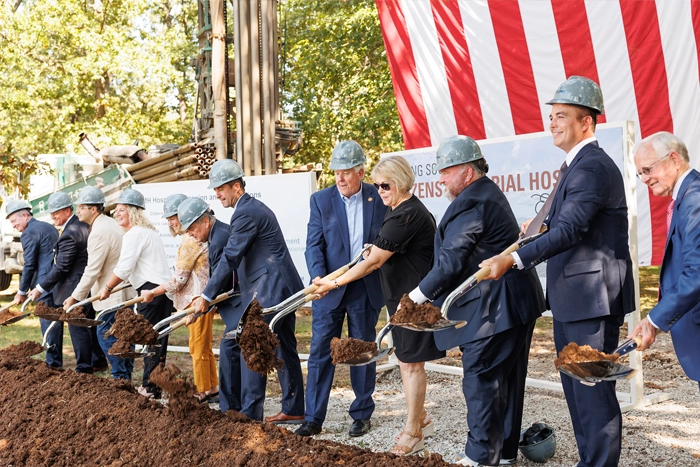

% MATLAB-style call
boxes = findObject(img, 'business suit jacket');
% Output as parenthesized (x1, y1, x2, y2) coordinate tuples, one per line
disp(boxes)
(207, 219, 241, 319)
(71, 214, 135, 311)
(518, 141, 635, 322)
(204, 193, 303, 310)
(651, 169, 700, 381)
(418, 176, 545, 351)
(305, 183, 386, 310)
(39, 215, 90, 304)
(19, 217, 59, 300)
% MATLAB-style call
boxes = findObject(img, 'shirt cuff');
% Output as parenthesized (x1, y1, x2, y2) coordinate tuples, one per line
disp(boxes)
(408, 287, 429, 305)
(200, 293, 214, 302)
(17, 290, 27, 296)
(36, 284, 46, 294)
(647, 315, 659, 329)
(511, 252, 525, 270)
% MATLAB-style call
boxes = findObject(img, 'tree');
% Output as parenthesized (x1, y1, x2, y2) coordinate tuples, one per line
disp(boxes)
(281, 0, 403, 186)
(0, 0, 198, 197)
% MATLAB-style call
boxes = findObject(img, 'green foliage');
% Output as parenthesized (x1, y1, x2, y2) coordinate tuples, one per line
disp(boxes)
(281, 0, 403, 186)
(0, 0, 198, 195)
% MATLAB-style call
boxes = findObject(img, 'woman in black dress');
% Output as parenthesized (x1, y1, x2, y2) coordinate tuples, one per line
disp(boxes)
(314, 155, 444, 456)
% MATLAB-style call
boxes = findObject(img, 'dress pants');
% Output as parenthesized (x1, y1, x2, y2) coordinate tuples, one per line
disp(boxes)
(460, 323, 534, 466)
(97, 308, 134, 379)
(189, 309, 218, 393)
(218, 299, 243, 413)
(138, 282, 173, 392)
(305, 281, 380, 425)
(554, 315, 625, 467)
(67, 302, 97, 373)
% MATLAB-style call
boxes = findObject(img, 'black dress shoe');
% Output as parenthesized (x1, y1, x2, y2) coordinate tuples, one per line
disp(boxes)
(348, 419, 371, 437)
(294, 421, 322, 437)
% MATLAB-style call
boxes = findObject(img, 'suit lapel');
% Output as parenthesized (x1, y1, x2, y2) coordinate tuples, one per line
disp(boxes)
(361, 183, 374, 243)
(665, 169, 699, 245)
(548, 141, 597, 221)
(331, 187, 351, 259)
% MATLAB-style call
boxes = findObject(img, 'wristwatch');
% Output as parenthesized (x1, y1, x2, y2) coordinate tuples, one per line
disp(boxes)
(333, 279, 340, 289)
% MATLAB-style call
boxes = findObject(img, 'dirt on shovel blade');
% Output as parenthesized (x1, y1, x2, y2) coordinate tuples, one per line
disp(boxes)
(0, 343, 450, 466)
(107, 338, 134, 356)
(109, 307, 159, 345)
(59, 305, 85, 320)
(239, 299, 282, 375)
(0, 308, 23, 325)
(150, 363, 197, 418)
(554, 342, 620, 369)
(391, 294, 442, 326)
(33, 301, 63, 320)
(330, 337, 378, 365)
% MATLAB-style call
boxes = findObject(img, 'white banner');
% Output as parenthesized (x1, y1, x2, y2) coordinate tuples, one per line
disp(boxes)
(136, 172, 317, 285)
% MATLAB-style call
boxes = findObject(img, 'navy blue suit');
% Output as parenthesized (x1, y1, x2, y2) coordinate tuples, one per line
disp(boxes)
(417, 176, 545, 465)
(304, 183, 386, 425)
(203, 193, 304, 420)
(19, 217, 60, 366)
(38, 215, 94, 373)
(651, 169, 700, 382)
(518, 141, 634, 467)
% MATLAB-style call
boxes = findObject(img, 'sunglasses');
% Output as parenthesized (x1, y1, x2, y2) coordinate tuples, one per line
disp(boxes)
(373, 182, 392, 191)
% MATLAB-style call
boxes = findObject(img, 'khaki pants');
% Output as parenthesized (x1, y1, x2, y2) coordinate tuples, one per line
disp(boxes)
(189, 312, 218, 393)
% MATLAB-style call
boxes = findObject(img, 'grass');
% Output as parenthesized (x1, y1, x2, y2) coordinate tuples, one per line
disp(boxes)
(0, 267, 659, 392)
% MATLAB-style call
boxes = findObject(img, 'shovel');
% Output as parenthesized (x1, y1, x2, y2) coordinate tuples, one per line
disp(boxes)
(557, 336, 643, 386)
(96, 295, 146, 323)
(336, 322, 396, 366)
(0, 300, 22, 326)
(61, 283, 133, 327)
(224, 245, 372, 342)
(1, 299, 44, 325)
(392, 232, 546, 332)
(155, 289, 239, 337)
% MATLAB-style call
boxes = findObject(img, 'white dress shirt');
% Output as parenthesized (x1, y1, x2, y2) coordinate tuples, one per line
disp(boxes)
(114, 226, 172, 291)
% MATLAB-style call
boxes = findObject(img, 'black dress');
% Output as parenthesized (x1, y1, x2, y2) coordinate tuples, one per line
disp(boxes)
(373, 195, 446, 363)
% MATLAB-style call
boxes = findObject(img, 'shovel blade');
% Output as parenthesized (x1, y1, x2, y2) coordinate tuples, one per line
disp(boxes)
(61, 318, 104, 327)
(392, 318, 467, 332)
(558, 361, 635, 385)
(339, 347, 395, 366)
(0, 313, 31, 326)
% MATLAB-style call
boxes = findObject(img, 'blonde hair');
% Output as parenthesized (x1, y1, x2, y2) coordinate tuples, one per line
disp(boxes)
(371, 156, 415, 193)
(123, 205, 157, 231)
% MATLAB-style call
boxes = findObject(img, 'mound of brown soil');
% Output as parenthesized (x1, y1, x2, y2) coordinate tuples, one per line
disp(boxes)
(330, 337, 378, 365)
(1, 341, 44, 358)
(33, 301, 63, 321)
(58, 306, 85, 320)
(0, 342, 449, 466)
(150, 363, 197, 418)
(554, 342, 620, 369)
(109, 308, 159, 345)
(0, 308, 23, 325)
(107, 338, 134, 356)
(239, 300, 282, 375)
(391, 294, 442, 326)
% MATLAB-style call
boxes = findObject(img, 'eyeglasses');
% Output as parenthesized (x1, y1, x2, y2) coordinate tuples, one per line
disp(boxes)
(636, 152, 671, 179)
(373, 182, 392, 191)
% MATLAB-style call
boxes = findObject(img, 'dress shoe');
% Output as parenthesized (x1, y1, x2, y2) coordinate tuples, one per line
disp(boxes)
(499, 459, 517, 465)
(348, 419, 371, 437)
(294, 421, 322, 437)
(264, 411, 304, 425)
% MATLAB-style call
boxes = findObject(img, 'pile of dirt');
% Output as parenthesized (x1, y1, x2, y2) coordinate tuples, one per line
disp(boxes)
(109, 307, 159, 345)
(554, 342, 620, 368)
(33, 301, 62, 321)
(0, 341, 449, 466)
(58, 306, 85, 320)
(150, 363, 197, 418)
(0, 308, 23, 325)
(1, 341, 44, 358)
(107, 338, 134, 357)
(239, 300, 282, 375)
(330, 337, 378, 365)
(391, 294, 442, 326)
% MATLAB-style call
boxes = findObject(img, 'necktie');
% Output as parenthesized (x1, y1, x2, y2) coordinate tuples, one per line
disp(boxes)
(666, 199, 674, 237)
(525, 161, 568, 237)
(58, 228, 63, 236)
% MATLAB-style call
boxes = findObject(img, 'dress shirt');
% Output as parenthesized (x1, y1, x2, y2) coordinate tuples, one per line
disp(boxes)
(341, 188, 364, 260)
(113, 226, 171, 290)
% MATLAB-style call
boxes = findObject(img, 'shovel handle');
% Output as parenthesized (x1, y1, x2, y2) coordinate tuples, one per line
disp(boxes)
(300, 265, 351, 295)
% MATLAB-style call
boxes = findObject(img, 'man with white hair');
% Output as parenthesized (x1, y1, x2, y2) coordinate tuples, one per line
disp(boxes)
(631, 131, 700, 385)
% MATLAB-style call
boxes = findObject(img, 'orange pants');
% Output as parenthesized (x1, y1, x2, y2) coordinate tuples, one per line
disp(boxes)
(188, 311, 218, 393)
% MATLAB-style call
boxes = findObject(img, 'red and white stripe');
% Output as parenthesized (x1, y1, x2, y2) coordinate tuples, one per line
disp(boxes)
(376, 0, 700, 266)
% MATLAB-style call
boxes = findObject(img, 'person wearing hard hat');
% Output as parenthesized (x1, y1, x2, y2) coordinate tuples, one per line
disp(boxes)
(6, 199, 61, 367)
(140, 194, 220, 403)
(65, 186, 136, 379)
(27, 192, 96, 374)
(100, 188, 173, 398)
(397, 135, 544, 466)
(294, 141, 386, 438)
(192, 159, 305, 422)
(482, 76, 634, 467)
(177, 197, 243, 411)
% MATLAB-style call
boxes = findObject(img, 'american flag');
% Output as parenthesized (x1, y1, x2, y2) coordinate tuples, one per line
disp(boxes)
(376, 0, 700, 266)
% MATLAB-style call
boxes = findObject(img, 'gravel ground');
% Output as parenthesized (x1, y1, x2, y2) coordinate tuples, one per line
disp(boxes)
(254, 323, 700, 466)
